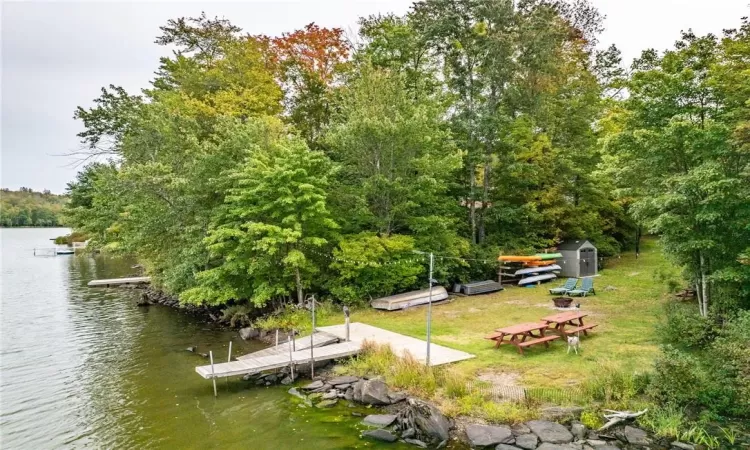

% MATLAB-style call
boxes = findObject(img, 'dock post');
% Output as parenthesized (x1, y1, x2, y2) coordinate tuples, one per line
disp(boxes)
(275, 330, 279, 347)
(310, 295, 315, 378)
(288, 331, 295, 381)
(209, 351, 217, 397)
(227, 341, 232, 362)
(343, 306, 350, 342)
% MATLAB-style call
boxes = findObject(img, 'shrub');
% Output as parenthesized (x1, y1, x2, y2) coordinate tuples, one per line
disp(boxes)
(252, 302, 334, 334)
(637, 405, 686, 438)
(659, 302, 717, 349)
(706, 310, 750, 417)
(220, 303, 253, 327)
(580, 409, 604, 430)
(647, 346, 703, 407)
(328, 233, 425, 305)
(583, 365, 649, 407)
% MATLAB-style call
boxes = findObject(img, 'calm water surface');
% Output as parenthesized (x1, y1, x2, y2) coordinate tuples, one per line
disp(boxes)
(0, 228, 412, 449)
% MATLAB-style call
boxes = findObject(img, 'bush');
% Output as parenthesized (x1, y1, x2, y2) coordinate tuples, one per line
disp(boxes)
(328, 233, 425, 305)
(647, 345, 703, 407)
(580, 409, 604, 430)
(659, 302, 717, 349)
(583, 365, 649, 407)
(220, 303, 253, 327)
(637, 405, 686, 438)
(706, 310, 750, 417)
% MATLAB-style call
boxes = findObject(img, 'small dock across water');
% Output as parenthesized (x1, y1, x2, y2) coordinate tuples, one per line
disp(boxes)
(87, 277, 151, 287)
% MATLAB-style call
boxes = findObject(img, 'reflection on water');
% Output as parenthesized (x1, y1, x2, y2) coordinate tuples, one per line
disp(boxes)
(1, 229, 416, 449)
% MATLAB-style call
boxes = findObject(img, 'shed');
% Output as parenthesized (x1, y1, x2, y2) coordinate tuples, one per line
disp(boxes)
(557, 239, 597, 278)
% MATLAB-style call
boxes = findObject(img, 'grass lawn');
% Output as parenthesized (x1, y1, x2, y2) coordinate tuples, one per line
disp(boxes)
(321, 238, 678, 390)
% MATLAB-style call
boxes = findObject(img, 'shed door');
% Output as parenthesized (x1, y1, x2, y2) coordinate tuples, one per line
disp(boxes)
(579, 248, 595, 277)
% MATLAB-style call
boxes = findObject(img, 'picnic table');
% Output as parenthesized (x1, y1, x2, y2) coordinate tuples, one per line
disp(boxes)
(485, 321, 560, 355)
(541, 311, 597, 336)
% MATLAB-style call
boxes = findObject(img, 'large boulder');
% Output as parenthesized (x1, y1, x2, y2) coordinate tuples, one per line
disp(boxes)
(362, 429, 398, 443)
(570, 422, 586, 440)
(527, 420, 574, 444)
(623, 426, 650, 445)
(465, 424, 514, 448)
(315, 399, 338, 408)
(412, 401, 451, 443)
(360, 379, 391, 405)
(352, 379, 364, 402)
(362, 414, 397, 428)
(495, 445, 521, 450)
(239, 327, 259, 340)
(514, 433, 539, 450)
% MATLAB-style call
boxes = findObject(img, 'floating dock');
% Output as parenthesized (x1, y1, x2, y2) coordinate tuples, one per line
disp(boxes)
(236, 331, 340, 360)
(87, 276, 151, 287)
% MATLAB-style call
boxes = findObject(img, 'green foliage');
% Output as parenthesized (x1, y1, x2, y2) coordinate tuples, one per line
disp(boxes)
(580, 409, 604, 430)
(659, 302, 718, 349)
(328, 233, 424, 305)
(0, 188, 67, 227)
(582, 365, 649, 407)
(252, 302, 336, 334)
(637, 405, 687, 438)
(183, 129, 338, 306)
(602, 25, 750, 316)
(648, 346, 703, 407)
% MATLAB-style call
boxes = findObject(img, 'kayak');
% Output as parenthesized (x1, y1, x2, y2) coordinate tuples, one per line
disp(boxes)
(498, 255, 542, 262)
(523, 260, 558, 267)
(514, 265, 561, 276)
(518, 273, 557, 285)
(535, 253, 562, 260)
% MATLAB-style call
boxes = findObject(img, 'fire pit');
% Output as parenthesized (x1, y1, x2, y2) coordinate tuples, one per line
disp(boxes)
(552, 297, 573, 308)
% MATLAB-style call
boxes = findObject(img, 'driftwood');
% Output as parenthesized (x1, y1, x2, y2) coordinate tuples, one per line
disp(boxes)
(597, 409, 648, 432)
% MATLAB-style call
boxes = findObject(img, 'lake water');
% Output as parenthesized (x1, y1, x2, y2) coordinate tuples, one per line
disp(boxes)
(0, 228, 413, 449)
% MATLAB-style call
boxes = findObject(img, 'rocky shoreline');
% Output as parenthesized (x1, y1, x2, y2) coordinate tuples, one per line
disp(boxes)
(135, 286, 700, 450)
(272, 373, 697, 450)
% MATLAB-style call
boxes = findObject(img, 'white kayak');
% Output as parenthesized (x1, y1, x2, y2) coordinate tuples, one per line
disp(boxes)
(518, 273, 557, 285)
(514, 265, 561, 276)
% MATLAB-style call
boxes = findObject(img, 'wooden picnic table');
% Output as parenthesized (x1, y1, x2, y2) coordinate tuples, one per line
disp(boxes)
(484, 321, 560, 355)
(541, 311, 597, 336)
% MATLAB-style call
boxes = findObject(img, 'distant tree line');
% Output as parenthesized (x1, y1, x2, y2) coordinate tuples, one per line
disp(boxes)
(0, 188, 67, 227)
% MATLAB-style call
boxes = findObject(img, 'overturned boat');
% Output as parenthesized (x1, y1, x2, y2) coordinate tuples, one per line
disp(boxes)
(371, 286, 449, 311)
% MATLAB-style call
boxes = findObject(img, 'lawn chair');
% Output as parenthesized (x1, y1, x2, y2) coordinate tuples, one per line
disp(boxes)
(568, 277, 595, 297)
(549, 278, 578, 295)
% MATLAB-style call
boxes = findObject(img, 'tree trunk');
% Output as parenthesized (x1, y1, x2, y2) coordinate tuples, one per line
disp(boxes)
(479, 161, 490, 243)
(469, 165, 477, 244)
(697, 252, 709, 317)
(634, 225, 641, 259)
(295, 266, 303, 306)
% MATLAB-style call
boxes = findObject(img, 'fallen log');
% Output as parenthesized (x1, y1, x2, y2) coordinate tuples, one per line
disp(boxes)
(597, 409, 648, 432)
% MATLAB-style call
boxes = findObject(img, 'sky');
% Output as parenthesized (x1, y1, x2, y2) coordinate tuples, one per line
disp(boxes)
(1, 1, 748, 194)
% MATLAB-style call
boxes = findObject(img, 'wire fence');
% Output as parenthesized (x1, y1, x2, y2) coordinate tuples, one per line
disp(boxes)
(465, 381, 588, 405)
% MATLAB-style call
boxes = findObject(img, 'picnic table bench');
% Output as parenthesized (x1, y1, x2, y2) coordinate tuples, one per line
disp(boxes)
(541, 311, 597, 336)
(485, 322, 560, 355)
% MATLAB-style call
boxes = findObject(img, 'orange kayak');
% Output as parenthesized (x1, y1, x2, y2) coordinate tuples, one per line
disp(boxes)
(498, 255, 542, 262)
(523, 260, 557, 267)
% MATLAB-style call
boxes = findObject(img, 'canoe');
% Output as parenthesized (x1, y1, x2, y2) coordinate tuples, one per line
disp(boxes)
(514, 265, 561, 276)
(56, 248, 74, 255)
(371, 286, 449, 311)
(518, 273, 557, 286)
(523, 260, 557, 267)
(498, 255, 542, 262)
(535, 253, 562, 260)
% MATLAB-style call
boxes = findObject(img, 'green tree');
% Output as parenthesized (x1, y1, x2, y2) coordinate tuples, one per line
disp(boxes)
(603, 28, 750, 315)
(183, 130, 338, 306)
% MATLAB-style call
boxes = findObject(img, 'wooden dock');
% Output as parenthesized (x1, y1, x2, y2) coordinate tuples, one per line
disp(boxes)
(236, 331, 339, 360)
(195, 341, 360, 379)
(195, 322, 475, 381)
(87, 276, 151, 287)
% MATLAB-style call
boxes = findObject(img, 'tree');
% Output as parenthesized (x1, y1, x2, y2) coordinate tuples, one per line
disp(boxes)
(603, 29, 750, 316)
(183, 129, 338, 306)
(258, 23, 351, 147)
